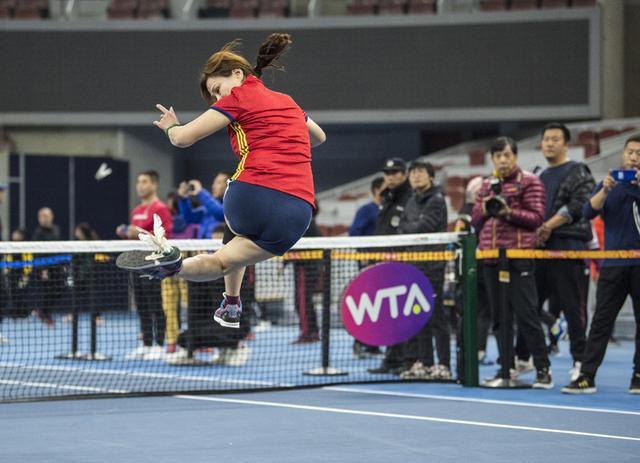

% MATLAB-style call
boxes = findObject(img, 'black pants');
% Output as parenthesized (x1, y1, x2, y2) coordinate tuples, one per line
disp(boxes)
(483, 260, 550, 371)
(414, 272, 449, 368)
(132, 276, 165, 347)
(476, 261, 491, 352)
(383, 265, 447, 369)
(184, 279, 249, 349)
(517, 259, 588, 362)
(293, 262, 319, 337)
(581, 265, 640, 377)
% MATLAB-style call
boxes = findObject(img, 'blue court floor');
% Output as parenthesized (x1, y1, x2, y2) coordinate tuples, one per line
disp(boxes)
(1, 381, 638, 463)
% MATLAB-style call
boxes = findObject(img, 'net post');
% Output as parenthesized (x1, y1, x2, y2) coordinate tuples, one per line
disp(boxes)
(304, 248, 347, 376)
(56, 258, 79, 360)
(460, 233, 479, 387)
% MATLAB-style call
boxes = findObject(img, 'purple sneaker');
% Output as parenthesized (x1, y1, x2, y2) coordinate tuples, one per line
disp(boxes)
(214, 294, 242, 329)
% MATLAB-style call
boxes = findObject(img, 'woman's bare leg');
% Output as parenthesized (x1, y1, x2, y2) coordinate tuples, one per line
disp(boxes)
(224, 267, 246, 297)
(178, 236, 274, 282)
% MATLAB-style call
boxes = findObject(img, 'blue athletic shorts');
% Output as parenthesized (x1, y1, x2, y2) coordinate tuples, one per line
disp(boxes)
(223, 180, 313, 256)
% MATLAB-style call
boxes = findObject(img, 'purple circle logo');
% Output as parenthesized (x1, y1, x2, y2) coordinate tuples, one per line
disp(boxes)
(341, 262, 435, 346)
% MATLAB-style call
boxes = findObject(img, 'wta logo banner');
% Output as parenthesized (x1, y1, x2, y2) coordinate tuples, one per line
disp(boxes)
(341, 262, 435, 346)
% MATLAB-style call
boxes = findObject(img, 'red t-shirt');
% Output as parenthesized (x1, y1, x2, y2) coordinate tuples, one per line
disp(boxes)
(211, 75, 315, 207)
(130, 199, 173, 238)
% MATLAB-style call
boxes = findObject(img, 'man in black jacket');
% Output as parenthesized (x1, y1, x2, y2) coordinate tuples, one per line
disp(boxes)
(518, 123, 595, 382)
(367, 158, 413, 374)
(376, 158, 413, 235)
(33, 207, 63, 326)
(397, 160, 451, 380)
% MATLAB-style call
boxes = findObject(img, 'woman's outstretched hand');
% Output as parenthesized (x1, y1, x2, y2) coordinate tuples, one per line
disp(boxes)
(153, 104, 180, 132)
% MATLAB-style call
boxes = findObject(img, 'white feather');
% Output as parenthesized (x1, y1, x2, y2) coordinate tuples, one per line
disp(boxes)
(136, 214, 172, 260)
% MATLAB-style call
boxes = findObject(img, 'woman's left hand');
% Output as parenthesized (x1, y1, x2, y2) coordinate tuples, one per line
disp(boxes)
(153, 104, 180, 132)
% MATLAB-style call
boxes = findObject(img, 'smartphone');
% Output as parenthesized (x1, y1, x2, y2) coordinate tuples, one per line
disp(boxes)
(610, 169, 637, 183)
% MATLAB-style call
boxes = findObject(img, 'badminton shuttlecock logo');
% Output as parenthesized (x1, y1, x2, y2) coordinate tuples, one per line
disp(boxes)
(137, 214, 172, 260)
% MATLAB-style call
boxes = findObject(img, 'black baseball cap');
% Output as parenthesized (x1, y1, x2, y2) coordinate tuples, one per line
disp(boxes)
(382, 158, 407, 173)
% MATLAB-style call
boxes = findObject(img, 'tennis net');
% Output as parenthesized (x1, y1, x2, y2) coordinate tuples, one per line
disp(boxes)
(0, 232, 478, 402)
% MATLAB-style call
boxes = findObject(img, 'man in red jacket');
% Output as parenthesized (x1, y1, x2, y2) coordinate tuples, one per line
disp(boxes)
(117, 170, 173, 360)
(472, 137, 553, 389)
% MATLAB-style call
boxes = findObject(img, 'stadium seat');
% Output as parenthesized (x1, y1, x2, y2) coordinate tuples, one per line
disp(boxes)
(445, 175, 467, 211)
(468, 148, 486, 166)
(571, 0, 596, 7)
(598, 128, 620, 140)
(107, 0, 138, 18)
(347, 0, 378, 15)
(198, 0, 231, 18)
(259, 0, 289, 17)
(378, 0, 407, 15)
(582, 140, 599, 159)
(13, 0, 49, 18)
(478, 0, 507, 11)
(229, 0, 258, 18)
(509, 0, 538, 9)
(137, 0, 169, 18)
(540, 0, 568, 8)
(577, 130, 600, 158)
(0, 0, 16, 18)
(407, 0, 435, 14)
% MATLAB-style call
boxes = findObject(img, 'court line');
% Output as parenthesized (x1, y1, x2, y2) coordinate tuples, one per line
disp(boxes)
(175, 395, 640, 442)
(0, 362, 288, 387)
(0, 379, 129, 394)
(323, 386, 640, 416)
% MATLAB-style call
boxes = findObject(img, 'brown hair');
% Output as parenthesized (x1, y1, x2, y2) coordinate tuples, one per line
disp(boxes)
(199, 32, 293, 105)
(138, 170, 159, 185)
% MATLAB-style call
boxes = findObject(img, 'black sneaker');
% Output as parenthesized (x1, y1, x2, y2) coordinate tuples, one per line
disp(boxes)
(116, 246, 182, 280)
(532, 368, 554, 389)
(629, 372, 640, 394)
(561, 374, 596, 394)
(213, 294, 242, 329)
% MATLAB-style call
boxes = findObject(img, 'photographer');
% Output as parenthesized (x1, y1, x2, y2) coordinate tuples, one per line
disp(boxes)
(563, 135, 640, 394)
(471, 137, 553, 389)
(177, 172, 229, 239)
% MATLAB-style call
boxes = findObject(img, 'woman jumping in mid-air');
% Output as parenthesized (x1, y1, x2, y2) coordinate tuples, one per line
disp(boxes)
(117, 33, 326, 329)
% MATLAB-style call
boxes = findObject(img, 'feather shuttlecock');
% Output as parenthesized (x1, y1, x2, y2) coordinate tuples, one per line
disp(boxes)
(137, 214, 172, 260)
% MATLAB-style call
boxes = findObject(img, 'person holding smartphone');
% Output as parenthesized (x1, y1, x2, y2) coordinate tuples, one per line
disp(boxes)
(177, 172, 229, 239)
(563, 135, 640, 394)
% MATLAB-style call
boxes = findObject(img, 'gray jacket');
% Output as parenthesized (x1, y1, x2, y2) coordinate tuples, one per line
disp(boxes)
(399, 185, 448, 235)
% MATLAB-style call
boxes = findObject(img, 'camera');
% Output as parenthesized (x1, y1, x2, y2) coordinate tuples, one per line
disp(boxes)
(485, 177, 507, 217)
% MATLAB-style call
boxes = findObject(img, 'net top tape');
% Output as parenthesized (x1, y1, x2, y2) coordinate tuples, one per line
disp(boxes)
(0, 232, 462, 254)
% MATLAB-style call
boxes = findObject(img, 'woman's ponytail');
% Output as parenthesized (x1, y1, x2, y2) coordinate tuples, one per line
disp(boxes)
(253, 33, 292, 77)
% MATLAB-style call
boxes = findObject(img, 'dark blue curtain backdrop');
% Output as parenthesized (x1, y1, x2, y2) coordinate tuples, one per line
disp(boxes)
(9, 154, 129, 240)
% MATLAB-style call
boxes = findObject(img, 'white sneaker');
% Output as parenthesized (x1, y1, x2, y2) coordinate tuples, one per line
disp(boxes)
(432, 365, 452, 380)
(211, 348, 230, 365)
(165, 346, 188, 362)
(0, 334, 9, 344)
(569, 361, 582, 382)
(125, 345, 151, 360)
(225, 344, 251, 366)
(515, 357, 535, 376)
(143, 345, 165, 360)
(400, 361, 428, 379)
(254, 320, 272, 332)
